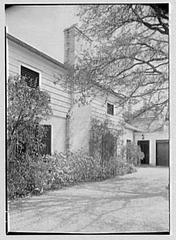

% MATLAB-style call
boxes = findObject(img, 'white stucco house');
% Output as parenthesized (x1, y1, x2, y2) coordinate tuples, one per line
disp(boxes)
(6, 8, 169, 167)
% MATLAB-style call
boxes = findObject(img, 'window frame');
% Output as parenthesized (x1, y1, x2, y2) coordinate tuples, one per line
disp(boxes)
(107, 102, 115, 116)
(19, 63, 41, 88)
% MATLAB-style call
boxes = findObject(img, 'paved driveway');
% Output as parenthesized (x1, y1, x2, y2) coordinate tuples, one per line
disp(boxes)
(8, 167, 169, 233)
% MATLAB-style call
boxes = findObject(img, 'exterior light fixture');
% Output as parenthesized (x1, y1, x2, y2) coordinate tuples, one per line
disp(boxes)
(142, 134, 144, 140)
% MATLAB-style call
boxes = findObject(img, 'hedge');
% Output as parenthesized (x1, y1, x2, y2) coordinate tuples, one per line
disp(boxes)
(7, 151, 136, 200)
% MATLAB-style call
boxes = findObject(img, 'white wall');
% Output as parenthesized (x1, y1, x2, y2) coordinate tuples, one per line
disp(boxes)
(8, 37, 71, 153)
(41, 116, 66, 154)
(135, 126, 169, 165)
(122, 128, 134, 145)
(64, 25, 92, 65)
(90, 93, 123, 128)
(69, 104, 91, 152)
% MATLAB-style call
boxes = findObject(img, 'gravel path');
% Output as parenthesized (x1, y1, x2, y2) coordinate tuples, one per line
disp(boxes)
(8, 166, 169, 233)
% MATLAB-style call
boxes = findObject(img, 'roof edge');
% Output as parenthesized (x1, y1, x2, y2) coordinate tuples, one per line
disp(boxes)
(6, 33, 67, 70)
(6, 33, 127, 100)
(124, 122, 143, 132)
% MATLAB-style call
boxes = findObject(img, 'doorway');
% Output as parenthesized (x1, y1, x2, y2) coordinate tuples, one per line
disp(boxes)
(138, 140, 150, 164)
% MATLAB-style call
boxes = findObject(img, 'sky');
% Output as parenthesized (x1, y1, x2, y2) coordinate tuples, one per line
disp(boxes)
(6, 5, 79, 63)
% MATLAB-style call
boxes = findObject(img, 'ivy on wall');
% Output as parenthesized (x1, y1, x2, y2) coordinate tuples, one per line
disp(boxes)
(89, 118, 123, 165)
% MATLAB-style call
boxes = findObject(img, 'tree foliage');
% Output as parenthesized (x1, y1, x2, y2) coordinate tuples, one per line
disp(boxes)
(7, 75, 52, 198)
(89, 118, 122, 162)
(7, 75, 52, 161)
(70, 4, 168, 123)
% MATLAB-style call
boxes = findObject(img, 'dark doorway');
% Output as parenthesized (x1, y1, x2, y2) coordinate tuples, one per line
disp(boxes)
(156, 140, 169, 166)
(138, 140, 150, 164)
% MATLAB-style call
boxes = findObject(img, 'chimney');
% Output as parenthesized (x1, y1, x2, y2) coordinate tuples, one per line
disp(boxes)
(64, 25, 77, 65)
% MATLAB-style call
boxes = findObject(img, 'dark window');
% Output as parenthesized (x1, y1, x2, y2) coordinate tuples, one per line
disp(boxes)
(127, 139, 131, 144)
(21, 65, 39, 88)
(107, 103, 114, 115)
(41, 125, 51, 155)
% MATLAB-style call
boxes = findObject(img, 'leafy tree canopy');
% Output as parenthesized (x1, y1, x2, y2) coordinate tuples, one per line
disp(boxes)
(70, 4, 169, 124)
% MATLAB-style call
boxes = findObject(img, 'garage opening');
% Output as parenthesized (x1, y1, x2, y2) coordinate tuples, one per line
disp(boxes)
(156, 140, 169, 166)
(138, 140, 149, 164)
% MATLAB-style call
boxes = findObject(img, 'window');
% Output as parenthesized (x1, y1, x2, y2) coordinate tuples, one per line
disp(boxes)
(21, 65, 39, 88)
(107, 103, 114, 115)
(41, 125, 51, 155)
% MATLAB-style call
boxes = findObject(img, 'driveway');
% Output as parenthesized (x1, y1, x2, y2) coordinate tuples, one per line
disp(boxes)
(8, 167, 169, 233)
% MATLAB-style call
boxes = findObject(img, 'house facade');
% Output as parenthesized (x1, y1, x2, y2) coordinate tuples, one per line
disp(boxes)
(6, 21, 169, 166)
(7, 34, 71, 154)
(7, 32, 128, 156)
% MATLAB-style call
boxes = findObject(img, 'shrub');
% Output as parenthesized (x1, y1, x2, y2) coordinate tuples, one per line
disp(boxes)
(116, 160, 137, 175)
(44, 151, 102, 188)
(7, 151, 136, 200)
(7, 75, 52, 199)
(89, 118, 123, 162)
(121, 142, 144, 166)
(7, 75, 52, 161)
(38, 151, 136, 191)
(7, 154, 49, 199)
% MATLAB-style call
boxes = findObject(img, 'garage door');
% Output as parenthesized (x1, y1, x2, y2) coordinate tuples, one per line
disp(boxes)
(156, 140, 169, 166)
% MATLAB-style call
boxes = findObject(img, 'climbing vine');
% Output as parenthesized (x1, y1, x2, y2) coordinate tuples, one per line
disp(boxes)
(89, 118, 123, 164)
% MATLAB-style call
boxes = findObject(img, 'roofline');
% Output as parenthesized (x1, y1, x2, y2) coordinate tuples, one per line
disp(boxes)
(6, 33, 67, 70)
(6, 33, 124, 100)
(124, 122, 143, 132)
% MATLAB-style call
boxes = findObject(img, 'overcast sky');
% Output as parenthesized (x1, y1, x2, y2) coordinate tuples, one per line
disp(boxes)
(6, 5, 79, 63)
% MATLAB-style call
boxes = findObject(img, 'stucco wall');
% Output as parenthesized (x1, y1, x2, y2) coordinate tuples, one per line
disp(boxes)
(69, 104, 91, 152)
(122, 128, 134, 145)
(135, 126, 169, 165)
(64, 25, 92, 65)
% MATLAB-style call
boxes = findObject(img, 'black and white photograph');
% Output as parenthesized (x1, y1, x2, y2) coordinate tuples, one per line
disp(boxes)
(2, 1, 174, 236)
